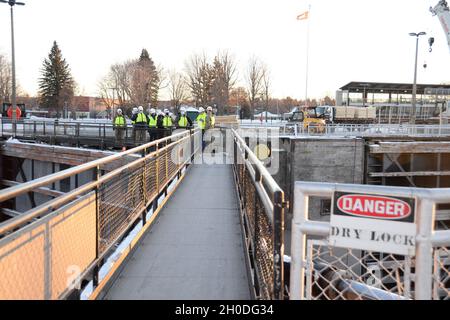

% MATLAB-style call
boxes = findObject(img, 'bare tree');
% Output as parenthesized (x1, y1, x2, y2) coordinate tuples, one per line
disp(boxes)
(211, 50, 237, 115)
(98, 60, 134, 116)
(0, 54, 12, 103)
(245, 56, 264, 117)
(261, 64, 271, 122)
(185, 53, 214, 107)
(168, 70, 188, 112)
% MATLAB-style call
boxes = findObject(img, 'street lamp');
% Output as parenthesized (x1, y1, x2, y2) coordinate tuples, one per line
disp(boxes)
(409, 31, 426, 125)
(1, 0, 25, 137)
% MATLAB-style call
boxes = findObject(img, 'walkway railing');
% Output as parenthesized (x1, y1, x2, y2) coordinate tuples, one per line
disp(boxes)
(0, 129, 201, 299)
(241, 123, 450, 137)
(290, 182, 450, 300)
(0, 118, 176, 148)
(231, 128, 286, 300)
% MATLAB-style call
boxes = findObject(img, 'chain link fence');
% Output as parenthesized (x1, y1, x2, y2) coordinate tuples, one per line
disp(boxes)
(233, 129, 285, 300)
(433, 246, 450, 300)
(306, 240, 411, 300)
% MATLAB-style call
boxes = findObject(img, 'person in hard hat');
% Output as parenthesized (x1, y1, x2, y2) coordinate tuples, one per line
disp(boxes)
(206, 106, 215, 130)
(196, 107, 207, 150)
(162, 109, 174, 139)
(177, 107, 192, 129)
(205, 106, 217, 154)
(196, 107, 207, 132)
(113, 108, 126, 148)
(134, 106, 148, 144)
(131, 107, 138, 142)
(147, 108, 158, 142)
(163, 109, 173, 128)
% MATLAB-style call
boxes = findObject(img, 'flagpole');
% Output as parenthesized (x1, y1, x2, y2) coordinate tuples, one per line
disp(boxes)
(305, 4, 311, 109)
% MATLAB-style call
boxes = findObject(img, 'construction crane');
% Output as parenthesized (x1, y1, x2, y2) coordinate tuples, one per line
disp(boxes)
(430, 0, 450, 51)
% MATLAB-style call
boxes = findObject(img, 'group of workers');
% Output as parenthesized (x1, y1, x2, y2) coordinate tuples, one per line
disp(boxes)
(112, 105, 215, 148)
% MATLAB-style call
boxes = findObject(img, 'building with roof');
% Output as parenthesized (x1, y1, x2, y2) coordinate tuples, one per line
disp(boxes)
(337, 81, 450, 107)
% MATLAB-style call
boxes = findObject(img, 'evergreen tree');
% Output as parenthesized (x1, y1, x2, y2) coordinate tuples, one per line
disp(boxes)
(38, 41, 75, 117)
(133, 49, 160, 106)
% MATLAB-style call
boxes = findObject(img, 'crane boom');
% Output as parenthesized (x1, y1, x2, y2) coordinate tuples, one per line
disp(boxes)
(430, 0, 450, 51)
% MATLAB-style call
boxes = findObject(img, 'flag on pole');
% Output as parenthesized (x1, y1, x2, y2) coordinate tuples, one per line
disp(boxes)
(296, 11, 309, 20)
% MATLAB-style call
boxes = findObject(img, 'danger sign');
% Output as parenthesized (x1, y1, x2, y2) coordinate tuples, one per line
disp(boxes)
(329, 192, 417, 256)
(334, 193, 415, 223)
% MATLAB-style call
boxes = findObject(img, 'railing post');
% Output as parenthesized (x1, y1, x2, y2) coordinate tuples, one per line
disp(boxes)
(244, 137, 249, 160)
(93, 165, 101, 288)
(290, 185, 309, 300)
(415, 198, 435, 300)
(76, 123, 81, 147)
(273, 190, 285, 300)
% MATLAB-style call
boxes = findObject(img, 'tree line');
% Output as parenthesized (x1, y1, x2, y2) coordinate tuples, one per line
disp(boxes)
(0, 42, 336, 118)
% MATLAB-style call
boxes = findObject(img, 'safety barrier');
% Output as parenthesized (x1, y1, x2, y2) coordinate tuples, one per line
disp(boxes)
(0, 129, 201, 299)
(290, 182, 450, 300)
(231, 128, 286, 300)
(281, 123, 450, 137)
(0, 118, 177, 148)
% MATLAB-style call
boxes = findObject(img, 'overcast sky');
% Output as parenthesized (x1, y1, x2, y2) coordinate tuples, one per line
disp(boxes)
(0, 0, 449, 100)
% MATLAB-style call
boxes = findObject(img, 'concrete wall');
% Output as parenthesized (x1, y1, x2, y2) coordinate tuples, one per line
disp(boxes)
(276, 137, 365, 222)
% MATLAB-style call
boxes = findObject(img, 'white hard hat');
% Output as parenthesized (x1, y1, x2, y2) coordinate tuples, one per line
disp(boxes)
(158, 110, 164, 116)
(132, 107, 138, 113)
(199, 107, 205, 113)
(150, 108, 156, 114)
(207, 106, 213, 111)
(117, 108, 122, 114)
(138, 106, 144, 112)
(164, 109, 169, 114)
(180, 107, 186, 112)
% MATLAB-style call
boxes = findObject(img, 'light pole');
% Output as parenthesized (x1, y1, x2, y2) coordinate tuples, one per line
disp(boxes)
(409, 31, 426, 125)
(1, 0, 25, 137)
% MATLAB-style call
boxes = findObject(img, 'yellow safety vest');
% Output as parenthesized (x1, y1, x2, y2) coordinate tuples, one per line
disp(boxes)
(148, 115, 157, 127)
(114, 115, 125, 126)
(136, 113, 147, 124)
(178, 116, 189, 128)
(211, 116, 215, 128)
(163, 116, 173, 128)
(196, 113, 206, 130)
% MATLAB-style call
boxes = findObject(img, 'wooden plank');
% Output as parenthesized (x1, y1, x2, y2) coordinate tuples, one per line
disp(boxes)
(369, 171, 450, 177)
(370, 142, 450, 154)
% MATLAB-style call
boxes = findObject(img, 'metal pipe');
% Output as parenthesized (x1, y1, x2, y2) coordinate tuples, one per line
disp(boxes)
(337, 279, 409, 300)
(297, 221, 330, 236)
(290, 187, 309, 300)
(431, 230, 450, 247)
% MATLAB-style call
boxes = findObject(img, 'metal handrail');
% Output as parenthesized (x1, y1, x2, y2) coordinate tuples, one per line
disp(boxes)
(232, 128, 283, 195)
(0, 132, 195, 235)
(231, 129, 285, 300)
(0, 129, 198, 204)
(0, 125, 201, 299)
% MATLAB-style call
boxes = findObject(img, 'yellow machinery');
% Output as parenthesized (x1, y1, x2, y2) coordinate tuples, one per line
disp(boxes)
(290, 107, 327, 133)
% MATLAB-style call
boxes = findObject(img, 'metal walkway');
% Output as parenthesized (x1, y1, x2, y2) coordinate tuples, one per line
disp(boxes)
(102, 163, 251, 300)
